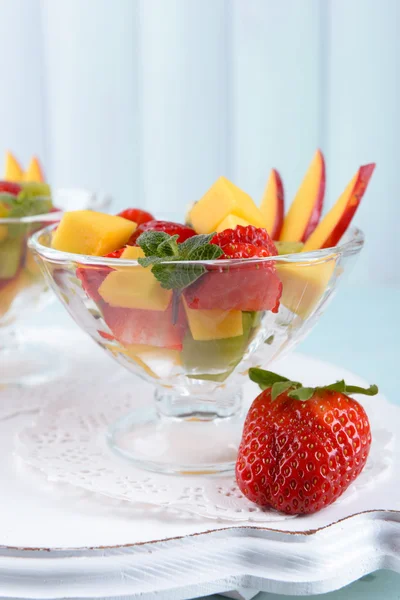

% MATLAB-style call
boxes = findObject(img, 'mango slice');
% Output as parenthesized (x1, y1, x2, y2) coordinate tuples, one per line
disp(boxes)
(280, 150, 325, 243)
(51, 210, 136, 256)
(183, 298, 243, 341)
(23, 157, 44, 183)
(190, 176, 266, 234)
(216, 214, 250, 233)
(4, 152, 23, 182)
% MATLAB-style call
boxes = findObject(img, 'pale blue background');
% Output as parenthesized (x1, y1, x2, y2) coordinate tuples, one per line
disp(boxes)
(0, 0, 398, 283)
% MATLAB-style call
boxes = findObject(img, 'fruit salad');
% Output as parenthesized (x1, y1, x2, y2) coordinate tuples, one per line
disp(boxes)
(0, 151, 58, 324)
(47, 151, 375, 385)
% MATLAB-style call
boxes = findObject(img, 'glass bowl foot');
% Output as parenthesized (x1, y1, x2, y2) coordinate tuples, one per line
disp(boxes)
(107, 390, 244, 475)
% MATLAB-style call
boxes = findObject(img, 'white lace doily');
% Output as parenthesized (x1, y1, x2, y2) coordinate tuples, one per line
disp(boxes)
(16, 344, 393, 522)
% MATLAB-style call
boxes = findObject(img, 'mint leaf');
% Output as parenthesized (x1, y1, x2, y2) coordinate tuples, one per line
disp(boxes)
(137, 231, 178, 257)
(179, 233, 215, 257)
(249, 368, 291, 390)
(152, 262, 205, 290)
(187, 243, 223, 261)
(136, 230, 223, 291)
(157, 235, 180, 257)
(138, 256, 166, 268)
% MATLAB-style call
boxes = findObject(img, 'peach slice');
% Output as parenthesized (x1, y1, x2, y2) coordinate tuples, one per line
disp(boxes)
(4, 152, 23, 182)
(24, 156, 44, 182)
(260, 169, 284, 239)
(303, 163, 375, 251)
(280, 150, 325, 242)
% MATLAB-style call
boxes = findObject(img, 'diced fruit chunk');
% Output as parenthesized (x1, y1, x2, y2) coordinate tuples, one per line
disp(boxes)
(260, 169, 284, 239)
(184, 262, 282, 312)
(277, 259, 336, 319)
(303, 164, 375, 251)
(4, 152, 23, 182)
(129, 220, 196, 245)
(280, 150, 325, 242)
(274, 241, 304, 255)
(216, 214, 250, 233)
(183, 299, 243, 341)
(52, 211, 137, 256)
(19, 182, 51, 198)
(182, 312, 256, 375)
(101, 303, 186, 350)
(98, 267, 172, 311)
(23, 157, 44, 182)
(0, 237, 23, 279)
(120, 246, 144, 259)
(190, 176, 266, 234)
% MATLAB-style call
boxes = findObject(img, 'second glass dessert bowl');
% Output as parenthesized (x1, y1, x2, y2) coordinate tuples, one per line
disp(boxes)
(29, 226, 364, 475)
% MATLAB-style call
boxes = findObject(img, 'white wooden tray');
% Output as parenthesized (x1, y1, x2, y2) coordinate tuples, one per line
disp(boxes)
(0, 328, 398, 598)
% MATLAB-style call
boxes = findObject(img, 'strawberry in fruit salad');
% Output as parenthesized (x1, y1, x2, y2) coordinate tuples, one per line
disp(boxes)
(184, 225, 282, 312)
(129, 220, 196, 245)
(118, 208, 154, 226)
(236, 368, 377, 515)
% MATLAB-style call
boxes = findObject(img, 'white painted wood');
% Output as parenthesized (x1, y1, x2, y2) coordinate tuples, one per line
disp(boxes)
(231, 0, 323, 206)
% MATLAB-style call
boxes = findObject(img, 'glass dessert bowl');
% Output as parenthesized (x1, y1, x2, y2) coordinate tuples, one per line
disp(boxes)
(29, 224, 364, 474)
(0, 188, 111, 386)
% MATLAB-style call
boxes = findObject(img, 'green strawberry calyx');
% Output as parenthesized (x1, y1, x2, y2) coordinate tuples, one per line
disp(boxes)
(136, 230, 223, 291)
(249, 368, 378, 402)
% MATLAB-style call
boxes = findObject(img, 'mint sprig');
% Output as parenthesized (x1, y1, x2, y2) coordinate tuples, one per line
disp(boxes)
(136, 230, 223, 290)
(249, 368, 378, 402)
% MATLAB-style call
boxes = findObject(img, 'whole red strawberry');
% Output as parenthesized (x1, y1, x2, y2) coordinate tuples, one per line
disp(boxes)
(118, 208, 154, 226)
(236, 369, 378, 515)
(129, 220, 196, 245)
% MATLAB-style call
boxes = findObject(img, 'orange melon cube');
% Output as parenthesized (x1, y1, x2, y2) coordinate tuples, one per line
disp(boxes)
(51, 210, 136, 256)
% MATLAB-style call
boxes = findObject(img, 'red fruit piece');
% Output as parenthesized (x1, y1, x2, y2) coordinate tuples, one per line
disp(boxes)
(101, 302, 186, 350)
(219, 243, 270, 259)
(76, 266, 111, 304)
(129, 220, 196, 245)
(105, 248, 125, 259)
(184, 259, 282, 312)
(211, 225, 278, 256)
(118, 208, 155, 226)
(0, 181, 22, 196)
(185, 226, 281, 312)
(236, 376, 375, 515)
